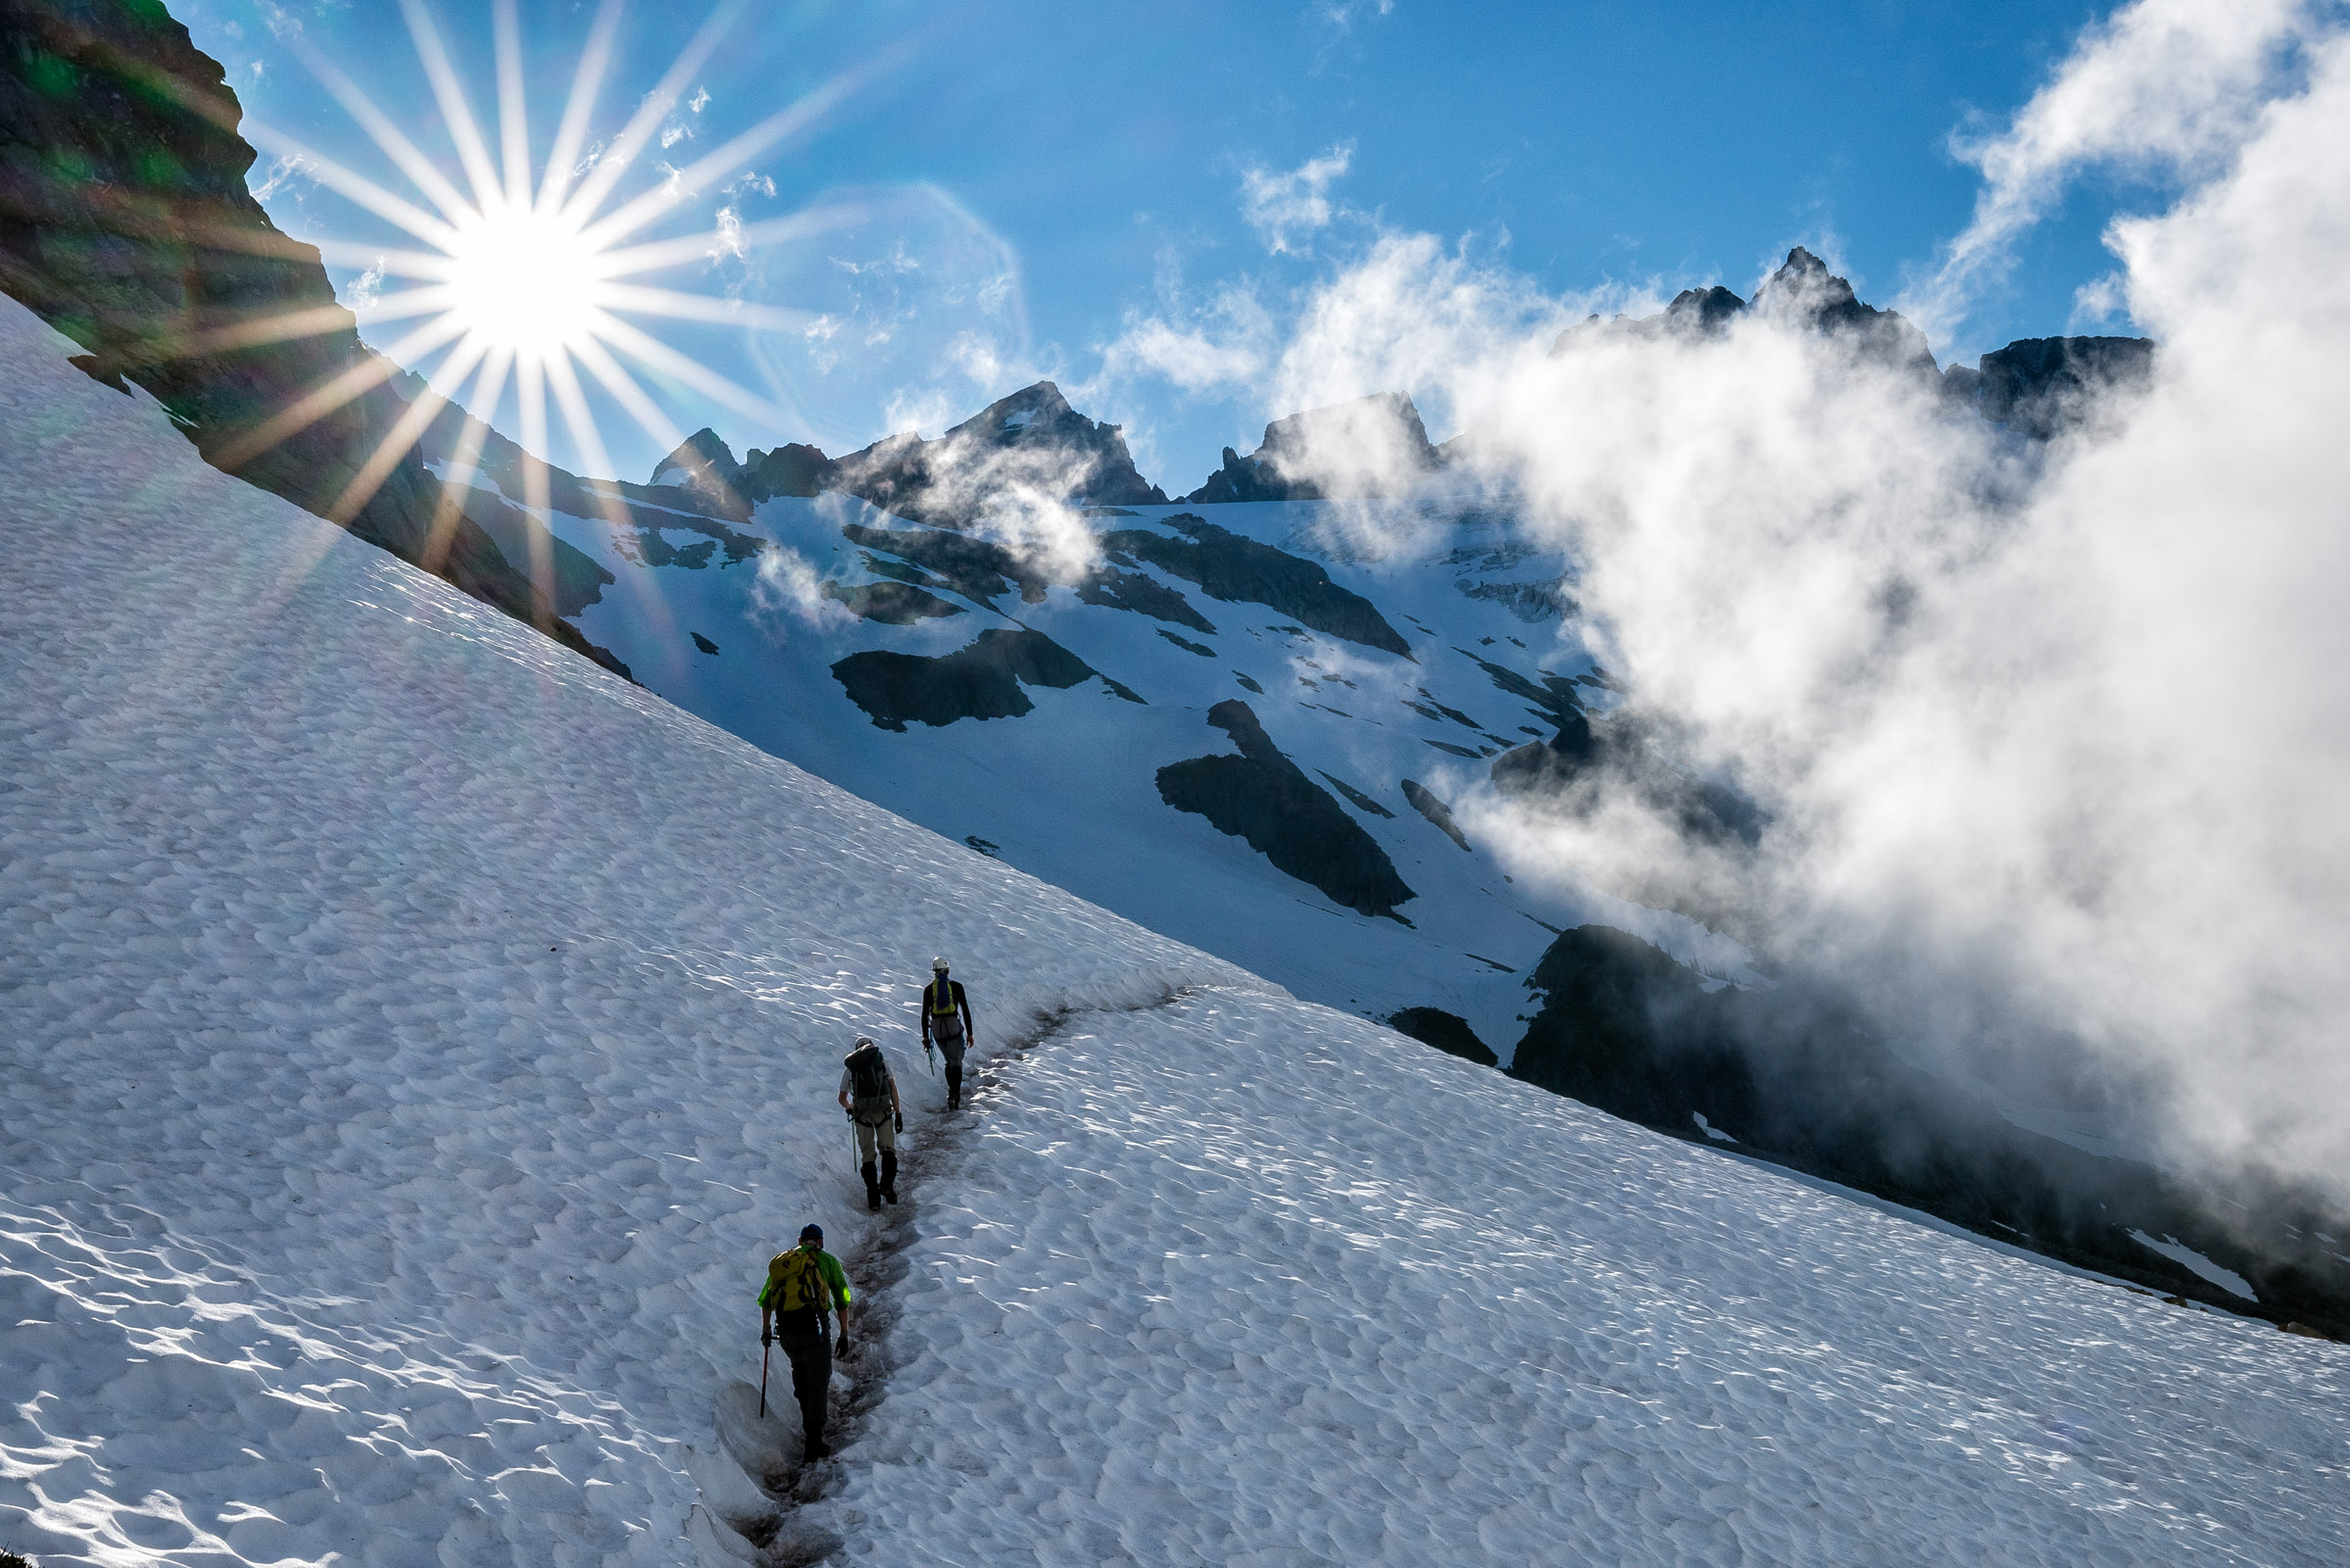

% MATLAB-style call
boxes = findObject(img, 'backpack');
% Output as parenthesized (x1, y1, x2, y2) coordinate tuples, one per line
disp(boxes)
(764, 1249, 829, 1316)
(926, 979, 964, 1042)
(845, 1043, 892, 1124)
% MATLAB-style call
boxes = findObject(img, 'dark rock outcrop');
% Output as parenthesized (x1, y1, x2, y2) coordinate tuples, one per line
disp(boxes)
(1942, 335, 2156, 439)
(0, 0, 625, 678)
(1156, 700, 1415, 920)
(442, 483, 614, 617)
(1187, 391, 1442, 504)
(1387, 1006, 1497, 1066)
(655, 381, 1167, 528)
(1552, 248, 1934, 375)
(830, 627, 1132, 730)
(1509, 925, 2350, 1335)
(1317, 771, 1394, 818)
(1102, 514, 1412, 657)
(1749, 246, 1936, 372)
(1491, 705, 1760, 851)
(841, 522, 1045, 606)
(1399, 779, 1471, 852)
(819, 580, 964, 623)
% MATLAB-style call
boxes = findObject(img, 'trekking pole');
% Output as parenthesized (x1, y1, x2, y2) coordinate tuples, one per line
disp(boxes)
(924, 1042, 936, 1078)
(759, 1338, 771, 1418)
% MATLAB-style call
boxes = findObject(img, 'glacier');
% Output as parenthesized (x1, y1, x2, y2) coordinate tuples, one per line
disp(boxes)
(3, 294, 2345, 1565)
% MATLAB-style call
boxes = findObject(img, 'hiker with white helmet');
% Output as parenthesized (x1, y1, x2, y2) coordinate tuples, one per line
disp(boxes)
(921, 956, 976, 1110)
(838, 1035, 903, 1210)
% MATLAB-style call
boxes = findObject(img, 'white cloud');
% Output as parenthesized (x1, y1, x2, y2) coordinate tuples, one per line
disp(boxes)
(1188, 0, 2350, 1199)
(1241, 143, 1355, 255)
(706, 206, 745, 263)
(250, 152, 315, 203)
(1100, 286, 1276, 394)
(1907, 0, 2322, 337)
(346, 255, 385, 316)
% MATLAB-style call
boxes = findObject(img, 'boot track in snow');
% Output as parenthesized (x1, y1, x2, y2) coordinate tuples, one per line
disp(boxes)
(699, 987, 1194, 1565)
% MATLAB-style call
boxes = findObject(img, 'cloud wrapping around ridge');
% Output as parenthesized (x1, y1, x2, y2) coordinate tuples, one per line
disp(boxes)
(1225, 0, 2350, 1192)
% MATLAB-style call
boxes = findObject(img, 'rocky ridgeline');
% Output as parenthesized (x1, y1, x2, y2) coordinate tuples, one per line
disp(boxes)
(653, 379, 1165, 525)
(0, 0, 628, 676)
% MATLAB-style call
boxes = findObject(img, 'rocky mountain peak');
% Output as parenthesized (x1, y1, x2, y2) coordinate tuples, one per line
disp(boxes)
(1187, 391, 1444, 505)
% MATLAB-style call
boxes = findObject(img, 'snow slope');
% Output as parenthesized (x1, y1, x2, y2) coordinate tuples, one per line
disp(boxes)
(0, 299, 1259, 1565)
(4, 293, 2347, 1566)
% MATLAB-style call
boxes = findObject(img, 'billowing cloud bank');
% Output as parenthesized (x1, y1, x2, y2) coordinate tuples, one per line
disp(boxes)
(1200, 1, 2350, 1192)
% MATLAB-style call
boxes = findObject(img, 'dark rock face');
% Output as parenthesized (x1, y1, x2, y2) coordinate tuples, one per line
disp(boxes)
(1665, 284, 1745, 333)
(1156, 700, 1416, 920)
(1509, 925, 2350, 1335)
(1456, 577, 1574, 622)
(830, 627, 1124, 730)
(845, 518, 1218, 633)
(1399, 779, 1471, 851)
(1459, 650, 1588, 731)
(1491, 704, 1760, 851)
(819, 580, 964, 623)
(841, 522, 1044, 606)
(1942, 335, 2156, 439)
(1187, 391, 1442, 504)
(940, 381, 1167, 507)
(1075, 566, 1216, 633)
(1316, 771, 1394, 818)
(1552, 248, 1934, 376)
(1102, 514, 1412, 657)
(0, 0, 626, 679)
(1749, 247, 1936, 372)
(1387, 1006, 1497, 1066)
(829, 381, 1167, 528)
(443, 483, 614, 617)
(654, 381, 1167, 527)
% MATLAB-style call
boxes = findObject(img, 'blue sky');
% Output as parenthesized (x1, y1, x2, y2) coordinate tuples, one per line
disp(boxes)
(177, 0, 2149, 489)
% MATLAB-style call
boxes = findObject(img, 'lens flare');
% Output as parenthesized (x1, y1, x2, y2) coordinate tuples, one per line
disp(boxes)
(228, 0, 884, 518)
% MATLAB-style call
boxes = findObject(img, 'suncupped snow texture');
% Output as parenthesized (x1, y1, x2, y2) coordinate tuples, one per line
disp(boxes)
(0, 297, 1263, 1568)
(3, 295, 2347, 1567)
(803, 991, 2349, 1566)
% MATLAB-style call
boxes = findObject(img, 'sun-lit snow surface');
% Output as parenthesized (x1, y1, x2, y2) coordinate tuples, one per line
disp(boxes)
(799, 994, 2350, 1567)
(4, 293, 2347, 1567)
(0, 297, 1261, 1565)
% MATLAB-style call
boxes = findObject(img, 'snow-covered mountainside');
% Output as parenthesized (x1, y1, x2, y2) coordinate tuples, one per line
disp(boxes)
(7, 295, 2348, 1566)
(442, 413, 1717, 1058)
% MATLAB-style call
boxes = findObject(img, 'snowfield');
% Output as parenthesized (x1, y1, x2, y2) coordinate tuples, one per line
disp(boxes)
(2, 294, 2345, 1566)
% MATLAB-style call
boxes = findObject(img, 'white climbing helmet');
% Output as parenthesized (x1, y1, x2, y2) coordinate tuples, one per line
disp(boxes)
(931, 956, 949, 973)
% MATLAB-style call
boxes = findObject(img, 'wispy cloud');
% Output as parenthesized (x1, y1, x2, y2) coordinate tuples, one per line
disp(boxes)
(1240, 142, 1355, 255)
(1906, 0, 2322, 338)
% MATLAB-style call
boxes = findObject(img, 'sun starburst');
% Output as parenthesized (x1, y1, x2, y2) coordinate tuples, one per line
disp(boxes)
(225, 0, 879, 532)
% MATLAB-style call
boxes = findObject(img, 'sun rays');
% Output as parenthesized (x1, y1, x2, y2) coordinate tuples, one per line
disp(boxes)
(222, 0, 877, 540)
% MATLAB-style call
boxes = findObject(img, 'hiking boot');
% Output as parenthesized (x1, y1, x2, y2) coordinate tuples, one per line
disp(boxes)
(804, 1440, 830, 1462)
(860, 1160, 880, 1211)
(880, 1151, 899, 1204)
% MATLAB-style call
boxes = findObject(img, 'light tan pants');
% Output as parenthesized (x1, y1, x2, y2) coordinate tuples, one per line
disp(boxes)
(854, 1116, 897, 1159)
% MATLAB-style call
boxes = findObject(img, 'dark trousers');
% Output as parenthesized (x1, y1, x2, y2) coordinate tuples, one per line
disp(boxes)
(778, 1317, 831, 1448)
(943, 1046, 965, 1102)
